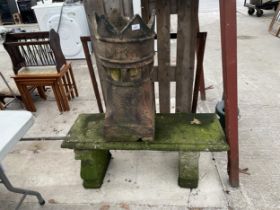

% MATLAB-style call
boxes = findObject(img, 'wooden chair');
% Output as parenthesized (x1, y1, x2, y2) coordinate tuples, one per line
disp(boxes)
(3, 29, 78, 112)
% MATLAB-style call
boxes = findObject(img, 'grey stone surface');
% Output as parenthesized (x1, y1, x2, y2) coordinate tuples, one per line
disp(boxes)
(0, 141, 225, 209)
(1, 0, 280, 209)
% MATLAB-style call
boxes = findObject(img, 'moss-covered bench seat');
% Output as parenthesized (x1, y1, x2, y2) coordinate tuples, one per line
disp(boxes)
(61, 113, 228, 189)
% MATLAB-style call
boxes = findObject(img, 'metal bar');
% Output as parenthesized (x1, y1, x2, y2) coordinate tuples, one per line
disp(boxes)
(0, 165, 45, 207)
(192, 32, 207, 113)
(20, 136, 66, 141)
(84, 34, 178, 41)
(219, 0, 239, 187)
(80, 37, 104, 113)
(16, 194, 27, 210)
(199, 67, 206, 101)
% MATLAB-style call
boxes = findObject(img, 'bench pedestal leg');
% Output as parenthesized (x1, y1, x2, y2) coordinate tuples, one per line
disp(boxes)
(75, 150, 111, 189)
(178, 152, 200, 188)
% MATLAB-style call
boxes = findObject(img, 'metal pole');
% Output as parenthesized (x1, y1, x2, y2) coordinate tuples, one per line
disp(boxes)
(0, 164, 45, 209)
(0, 72, 24, 108)
(80, 36, 104, 113)
(219, 0, 239, 187)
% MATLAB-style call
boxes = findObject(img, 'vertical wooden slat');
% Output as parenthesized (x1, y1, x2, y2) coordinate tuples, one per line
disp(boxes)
(176, 0, 199, 113)
(141, 0, 150, 23)
(196, 14, 206, 101)
(219, 0, 239, 187)
(84, 0, 105, 16)
(104, 0, 123, 16)
(91, 0, 133, 17)
(156, 0, 171, 113)
(199, 69, 206, 100)
(170, 0, 177, 14)
(123, 0, 134, 17)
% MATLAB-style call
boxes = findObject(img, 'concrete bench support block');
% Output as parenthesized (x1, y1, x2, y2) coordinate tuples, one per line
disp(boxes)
(178, 151, 200, 188)
(75, 150, 111, 189)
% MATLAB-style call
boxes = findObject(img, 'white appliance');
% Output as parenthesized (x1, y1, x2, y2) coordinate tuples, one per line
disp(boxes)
(32, 2, 91, 59)
(133, 0, 141, 15)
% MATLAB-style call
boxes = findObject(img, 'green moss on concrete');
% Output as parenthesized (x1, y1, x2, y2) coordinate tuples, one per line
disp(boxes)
(76, 150, 111, 189)
(178, 152, 199, 188)
(178, 176, 198, 189)
(61, 113, 228, 152)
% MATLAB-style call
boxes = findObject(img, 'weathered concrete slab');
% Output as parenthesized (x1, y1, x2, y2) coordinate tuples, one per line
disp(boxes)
(62, 113, 228, 151)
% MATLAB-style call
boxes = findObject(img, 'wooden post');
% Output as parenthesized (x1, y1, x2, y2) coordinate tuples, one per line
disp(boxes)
(219, 0, 239, 187)
(156, 0, 171, 113)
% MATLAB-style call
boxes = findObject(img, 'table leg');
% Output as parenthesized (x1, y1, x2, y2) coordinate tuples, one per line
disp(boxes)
(0, 165, 45, 208)
(69, 64, 79, 97)
(65, 71, 75, 99)
(21, 85, 37, 112)
(62, 76, 71, 100)
(52, 84, 64, 112)
(15, 83, 36, 112)
(58, 79, 70, 111)
(37, 86, 47, 100)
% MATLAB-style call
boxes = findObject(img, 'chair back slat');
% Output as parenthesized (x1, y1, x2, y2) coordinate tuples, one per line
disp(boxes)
(16, 43, 55, 67)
